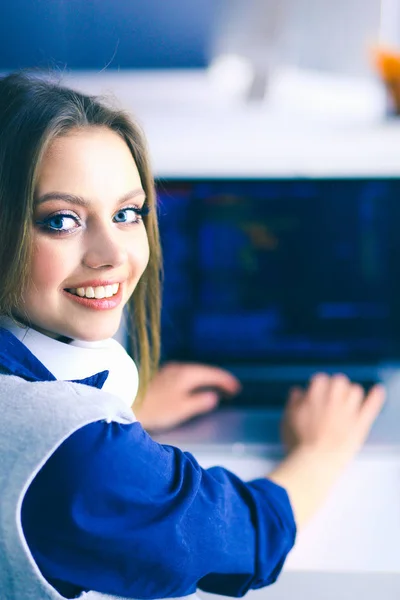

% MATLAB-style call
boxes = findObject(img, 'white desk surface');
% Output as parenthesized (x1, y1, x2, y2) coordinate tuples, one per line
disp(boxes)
(155, 413, 400, 599)
(154, 397, 400, 576)
(199, 572, 400, 600)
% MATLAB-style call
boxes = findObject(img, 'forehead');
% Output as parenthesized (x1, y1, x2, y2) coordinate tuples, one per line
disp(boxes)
(36, 127, 142, 199)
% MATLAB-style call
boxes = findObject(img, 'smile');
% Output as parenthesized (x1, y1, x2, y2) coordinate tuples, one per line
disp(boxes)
(66, 283, 120, 299)
(63, 284, 123, 311)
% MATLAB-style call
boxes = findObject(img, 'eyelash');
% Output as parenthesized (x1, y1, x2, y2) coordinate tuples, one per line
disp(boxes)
(36, 204, 151, 235)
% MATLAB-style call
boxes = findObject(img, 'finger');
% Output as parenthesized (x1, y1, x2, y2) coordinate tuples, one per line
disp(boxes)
(184, 392, 220, 418)
(344, 383, 365, 413)
(329, 373, 351, 402)
(287, 386, 304, 408)
(282, 387, 303, 421)
(183, 363, 242, 395)
(359, 384, 386, 429)
(307, 372, 330, 401)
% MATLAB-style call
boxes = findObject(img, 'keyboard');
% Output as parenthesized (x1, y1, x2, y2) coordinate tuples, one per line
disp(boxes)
(222, 378, 379, 409)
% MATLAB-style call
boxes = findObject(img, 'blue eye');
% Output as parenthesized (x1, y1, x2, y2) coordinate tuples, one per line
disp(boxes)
(36, 204, 150, 235)
(113, 205, 150, 224)
(36, 213, 80, 234)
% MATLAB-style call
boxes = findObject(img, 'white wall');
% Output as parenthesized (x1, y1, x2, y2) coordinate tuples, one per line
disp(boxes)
(62, 69, 400, 177)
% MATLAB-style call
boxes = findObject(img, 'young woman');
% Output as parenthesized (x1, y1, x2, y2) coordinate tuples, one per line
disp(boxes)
(0, 71, 385, 600)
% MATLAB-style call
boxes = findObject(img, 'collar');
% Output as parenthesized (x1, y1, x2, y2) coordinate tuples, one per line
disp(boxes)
(0, 327, 108, 389)
(0, 317, 139, 407)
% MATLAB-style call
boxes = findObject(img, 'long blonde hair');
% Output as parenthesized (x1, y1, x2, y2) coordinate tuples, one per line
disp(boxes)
(0, 71, 161, 398)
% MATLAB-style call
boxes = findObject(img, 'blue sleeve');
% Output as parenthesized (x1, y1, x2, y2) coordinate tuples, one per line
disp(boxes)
(21, 421, 296, 599)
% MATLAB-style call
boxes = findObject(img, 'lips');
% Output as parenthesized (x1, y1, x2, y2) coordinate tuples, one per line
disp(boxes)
(63, 284, 123, 311)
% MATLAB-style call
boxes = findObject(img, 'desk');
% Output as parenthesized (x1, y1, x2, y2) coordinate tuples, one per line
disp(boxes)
(198, 573, 400, 600)
(154, 407, 400, 599)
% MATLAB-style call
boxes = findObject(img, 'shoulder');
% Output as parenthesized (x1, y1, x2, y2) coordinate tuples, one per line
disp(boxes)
(0, 374, 135, 437)
(24, 420, 183, 509)
(33, 419, 198, 500)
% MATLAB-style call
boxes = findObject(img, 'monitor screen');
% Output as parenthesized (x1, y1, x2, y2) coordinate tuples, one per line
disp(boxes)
(157, 179, 400, 366)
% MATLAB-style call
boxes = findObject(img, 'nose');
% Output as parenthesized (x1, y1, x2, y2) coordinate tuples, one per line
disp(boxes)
(82, 220, 127, 270)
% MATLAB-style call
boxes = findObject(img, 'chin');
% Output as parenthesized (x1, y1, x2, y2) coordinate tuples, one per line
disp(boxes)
(51, 316, 121, 343)
(71, 323, 120, 342)
(26, 305, 124, 342)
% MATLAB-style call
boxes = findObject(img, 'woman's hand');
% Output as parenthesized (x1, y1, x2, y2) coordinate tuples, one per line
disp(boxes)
(268, 373, 386, 529)
(134, 362, 241, 432)
(281, 373, 385, 458)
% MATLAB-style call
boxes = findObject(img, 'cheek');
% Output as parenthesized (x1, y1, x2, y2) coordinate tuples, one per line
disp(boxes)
(28, 239, 72, 294)
(130, 229, 150, 277)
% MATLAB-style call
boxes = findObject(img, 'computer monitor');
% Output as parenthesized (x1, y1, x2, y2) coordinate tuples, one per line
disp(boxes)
(157, 178, 400, 368)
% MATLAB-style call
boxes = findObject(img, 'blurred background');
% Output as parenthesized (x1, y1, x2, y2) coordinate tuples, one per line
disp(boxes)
(2, 0, 400, 176)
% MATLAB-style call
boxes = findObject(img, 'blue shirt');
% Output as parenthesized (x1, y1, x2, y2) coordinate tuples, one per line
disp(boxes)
(0, 328, 296, 599)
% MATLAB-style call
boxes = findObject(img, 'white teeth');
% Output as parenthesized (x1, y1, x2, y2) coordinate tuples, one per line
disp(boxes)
(105, 285, 114, 298)
(71, 283, 120, 299)
(94, 286, 105, 299)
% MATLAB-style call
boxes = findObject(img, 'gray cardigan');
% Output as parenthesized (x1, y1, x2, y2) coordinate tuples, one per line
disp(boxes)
(0, 372, 140, 600)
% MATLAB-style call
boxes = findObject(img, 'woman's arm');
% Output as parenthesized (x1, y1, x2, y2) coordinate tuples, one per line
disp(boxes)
(21, 420, 295, 598)
(21, 373, 384, 598)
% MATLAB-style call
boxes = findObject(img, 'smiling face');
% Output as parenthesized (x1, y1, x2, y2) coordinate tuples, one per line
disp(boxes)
(16, 126, 150, 342)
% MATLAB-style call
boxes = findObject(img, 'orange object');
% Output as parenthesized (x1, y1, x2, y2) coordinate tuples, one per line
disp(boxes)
(373, 47, 400, 115)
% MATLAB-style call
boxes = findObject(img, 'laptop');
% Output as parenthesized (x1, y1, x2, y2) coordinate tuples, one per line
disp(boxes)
(154, 177, 400, 448)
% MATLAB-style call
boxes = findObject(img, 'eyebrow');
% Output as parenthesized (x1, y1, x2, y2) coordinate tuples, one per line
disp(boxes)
(34, 188, 146, 208)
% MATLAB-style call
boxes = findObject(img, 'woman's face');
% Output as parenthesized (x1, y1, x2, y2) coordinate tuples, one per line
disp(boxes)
(17, 126, 150, 342)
